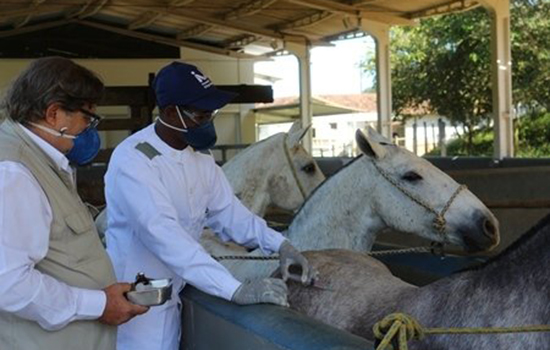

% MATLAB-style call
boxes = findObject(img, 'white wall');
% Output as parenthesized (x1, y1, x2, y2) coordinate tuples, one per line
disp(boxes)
(403, 115, 459, 156)
(0, 51, 258, 147)
(0, 58, 176, 147)
(258, 112, 378, 157)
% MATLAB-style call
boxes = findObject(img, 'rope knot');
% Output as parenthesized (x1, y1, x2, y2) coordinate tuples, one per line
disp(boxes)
(433, 215, 447, 234)
(373, 313, 425, 350)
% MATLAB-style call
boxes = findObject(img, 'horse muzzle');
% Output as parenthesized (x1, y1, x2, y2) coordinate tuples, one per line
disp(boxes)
(458, 210, 500, 253)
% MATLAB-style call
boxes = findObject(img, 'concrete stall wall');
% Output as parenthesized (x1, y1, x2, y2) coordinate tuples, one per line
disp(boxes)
(180, 286, 374, 350)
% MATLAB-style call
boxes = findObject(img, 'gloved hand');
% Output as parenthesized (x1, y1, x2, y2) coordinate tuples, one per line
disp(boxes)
(231, 278, 288, 307)
(278, 240, 318, 285)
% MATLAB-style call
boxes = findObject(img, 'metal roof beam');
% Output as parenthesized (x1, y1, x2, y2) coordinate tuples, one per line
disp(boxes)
(284, 0, 415, 26)
(76, 0, 109, 19)
(223, 0, 278, 21)
(276, 11, 334, 30)
(0, 6, 61, 20)
(407, 0, 480, 19)
(77, 19, 259, 59)
(67, 0, 95, 19)
(223, 34, 258, 48)
(127, 0, 194, 30)
(114, 0, 323, 45)
(11, 0, 47, 28)
(128, 12, 163, 30)
(0, 19, 73, 38)
(176, 24, 213, 40)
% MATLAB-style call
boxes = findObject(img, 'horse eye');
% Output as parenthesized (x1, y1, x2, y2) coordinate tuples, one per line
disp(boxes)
(301, 163, 316, 174)
(402, 171, 423, 182)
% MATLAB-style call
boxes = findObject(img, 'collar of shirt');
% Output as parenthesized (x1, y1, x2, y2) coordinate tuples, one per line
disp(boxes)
(20, 123, 73, 175)
(146, 123, 195, 163)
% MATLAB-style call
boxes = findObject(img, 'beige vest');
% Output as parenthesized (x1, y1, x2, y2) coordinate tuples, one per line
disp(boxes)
(0, 119, 117, 350)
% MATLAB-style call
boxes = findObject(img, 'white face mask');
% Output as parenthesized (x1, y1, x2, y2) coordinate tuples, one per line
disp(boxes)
(29, 122, 77, 139)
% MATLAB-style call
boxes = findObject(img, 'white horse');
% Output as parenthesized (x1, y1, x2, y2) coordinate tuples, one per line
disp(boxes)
(210, 127, 500, 281)
(220, 121, 325, 216)
(287, 214, 550, 349)
(95, 121, 326, 237)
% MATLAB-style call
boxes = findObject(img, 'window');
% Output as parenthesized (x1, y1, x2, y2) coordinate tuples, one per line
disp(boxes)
(330, 123, 337, 130)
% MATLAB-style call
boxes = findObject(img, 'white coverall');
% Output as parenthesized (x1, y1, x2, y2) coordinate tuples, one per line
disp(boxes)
(105, 124, 286, 350)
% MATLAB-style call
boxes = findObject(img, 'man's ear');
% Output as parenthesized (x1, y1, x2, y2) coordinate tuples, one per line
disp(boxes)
(44, 103, 62, 126)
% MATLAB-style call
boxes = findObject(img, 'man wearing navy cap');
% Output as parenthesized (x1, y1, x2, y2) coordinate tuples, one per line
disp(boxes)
(104, 61, 316, 350)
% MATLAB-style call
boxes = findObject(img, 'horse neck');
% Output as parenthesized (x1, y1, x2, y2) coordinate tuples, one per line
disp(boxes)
(222, 136, 281, 216)
(287, 159, 385, 252)
(403, 220, 550, 329)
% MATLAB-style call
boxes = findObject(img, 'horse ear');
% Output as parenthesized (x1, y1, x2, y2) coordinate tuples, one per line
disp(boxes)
(286, 121, 311, 148)
(356, 127, 388, 160)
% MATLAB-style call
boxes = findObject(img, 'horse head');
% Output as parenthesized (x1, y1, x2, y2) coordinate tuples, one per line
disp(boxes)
(222, 121, 325, 216)
(356, 127, 499, 253)
(267, 122, 325, 211)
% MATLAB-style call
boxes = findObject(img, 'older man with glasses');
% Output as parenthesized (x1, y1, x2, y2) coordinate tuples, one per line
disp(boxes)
(0, 57, 148, 350)
(104, 61, 317, 350)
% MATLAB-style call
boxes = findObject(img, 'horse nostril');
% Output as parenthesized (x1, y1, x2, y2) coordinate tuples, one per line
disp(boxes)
(483, 218, 497, 239)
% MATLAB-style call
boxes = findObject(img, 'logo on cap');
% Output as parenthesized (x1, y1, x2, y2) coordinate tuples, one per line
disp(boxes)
(191, 71, 213, 89)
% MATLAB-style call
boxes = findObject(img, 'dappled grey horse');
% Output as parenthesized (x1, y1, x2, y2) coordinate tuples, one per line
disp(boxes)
(287, 214, 550, 349)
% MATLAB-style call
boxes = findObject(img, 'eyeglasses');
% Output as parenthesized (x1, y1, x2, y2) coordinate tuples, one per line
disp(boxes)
(178, 106, 219, 125)
(78, 108, 103, 129)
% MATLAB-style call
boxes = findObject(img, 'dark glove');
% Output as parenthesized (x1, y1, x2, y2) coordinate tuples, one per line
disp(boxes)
(278, 240, 318, 285)
(231, 278, 288, 307)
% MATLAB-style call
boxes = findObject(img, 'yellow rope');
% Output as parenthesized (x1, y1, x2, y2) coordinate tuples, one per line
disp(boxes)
(373, 313, 550, 350)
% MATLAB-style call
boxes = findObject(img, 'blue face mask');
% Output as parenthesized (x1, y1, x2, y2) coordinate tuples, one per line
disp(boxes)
(182, 121, 217, 150)
(65, 127, 101, 165)
(29, 122, 101, 165)
(157, 107, 218, 150)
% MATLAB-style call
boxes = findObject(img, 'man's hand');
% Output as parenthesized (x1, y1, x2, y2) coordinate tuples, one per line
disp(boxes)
(231, 278, 288, 307)
(98, 283, 149, 326)
(279, 240, 318, 285)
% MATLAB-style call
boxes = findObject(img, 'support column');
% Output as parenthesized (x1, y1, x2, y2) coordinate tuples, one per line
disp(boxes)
(286, 40, 313, 152)
(361, 21, 392, 139)
(482, 0, 514, 159)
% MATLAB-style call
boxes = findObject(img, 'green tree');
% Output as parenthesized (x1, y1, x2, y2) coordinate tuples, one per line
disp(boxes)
(428, 111, 550, 157)
(363, 0, 550, 155)
(511, 0, 550, 111)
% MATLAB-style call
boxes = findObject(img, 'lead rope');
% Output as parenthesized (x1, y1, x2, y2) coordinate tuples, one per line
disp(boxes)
(213, 246, 435, 261)
(373, 313, 550, 350)
(282, 134, 307, 200)
(370, 161, 467, 236)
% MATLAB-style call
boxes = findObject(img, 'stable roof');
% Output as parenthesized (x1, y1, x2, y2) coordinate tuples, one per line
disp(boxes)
(1, 0, 481, 58)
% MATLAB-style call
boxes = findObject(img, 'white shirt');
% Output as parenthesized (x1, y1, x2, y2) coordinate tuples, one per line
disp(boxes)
(105, 124, 286, 350)
(0, 124, 106, 331)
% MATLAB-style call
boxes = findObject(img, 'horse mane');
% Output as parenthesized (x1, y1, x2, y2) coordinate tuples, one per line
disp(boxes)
(461, 212, 550, 272)
(293, 154, 365, 217)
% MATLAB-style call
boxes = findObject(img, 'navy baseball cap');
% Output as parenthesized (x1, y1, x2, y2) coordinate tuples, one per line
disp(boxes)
(153, 61, 238, 110)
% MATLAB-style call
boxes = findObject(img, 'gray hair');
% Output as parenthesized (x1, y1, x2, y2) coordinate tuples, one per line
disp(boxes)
(1, 56, 104, 123)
